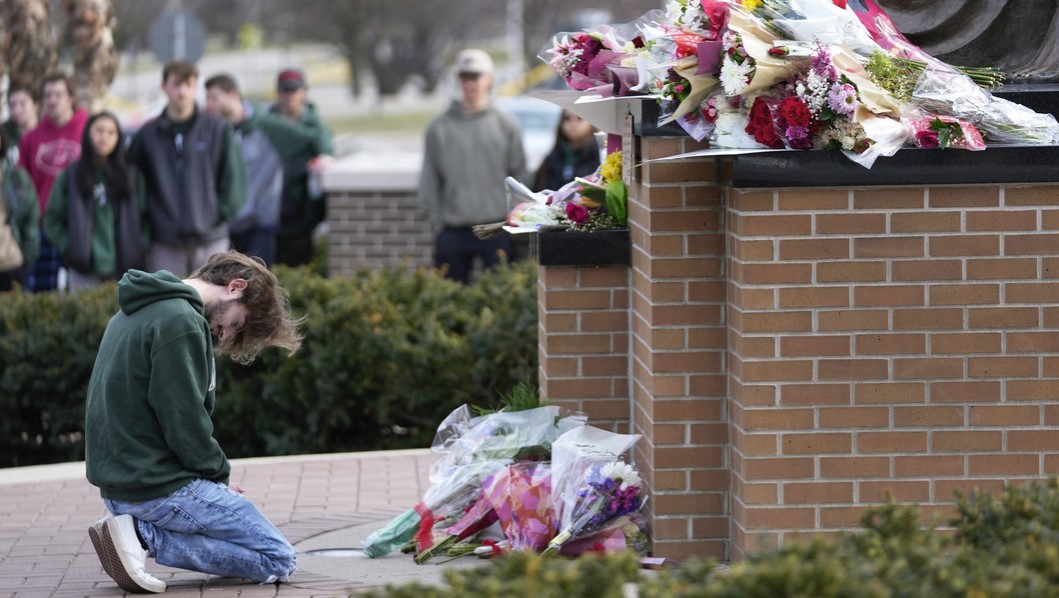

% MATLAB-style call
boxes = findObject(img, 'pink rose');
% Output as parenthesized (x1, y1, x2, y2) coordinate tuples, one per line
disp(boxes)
(566, 202, 590, 225)
(915, 129, 939, 148)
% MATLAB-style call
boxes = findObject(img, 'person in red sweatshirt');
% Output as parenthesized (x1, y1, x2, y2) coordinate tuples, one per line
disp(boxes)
(18, 72, 89, 292)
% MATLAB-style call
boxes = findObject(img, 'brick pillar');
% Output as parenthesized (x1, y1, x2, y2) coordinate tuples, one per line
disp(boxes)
(726, 182, 1059, 559)
(629, 133, 730, 560)
(537, 265, 631, 431)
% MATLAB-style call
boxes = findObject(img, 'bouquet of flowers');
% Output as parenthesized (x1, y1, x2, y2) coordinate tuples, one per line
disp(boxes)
(541, 425, 644, 556)
(413, 486, 498, 563)
(536, 0, 1058, 170)
(498, 149, 628, 236)
(483, 462, 557, 553)
(362, 404, 584, 558)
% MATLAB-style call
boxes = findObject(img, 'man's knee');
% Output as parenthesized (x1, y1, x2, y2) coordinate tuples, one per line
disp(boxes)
(261, 546, 297, 583)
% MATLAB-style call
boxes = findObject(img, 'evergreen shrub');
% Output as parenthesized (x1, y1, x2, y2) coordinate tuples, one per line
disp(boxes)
(0, 261, 539, 467)
(369, 479, 1059, 598)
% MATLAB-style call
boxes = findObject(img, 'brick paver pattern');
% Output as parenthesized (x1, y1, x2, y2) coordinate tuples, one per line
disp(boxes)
(0, 451, 434, 597)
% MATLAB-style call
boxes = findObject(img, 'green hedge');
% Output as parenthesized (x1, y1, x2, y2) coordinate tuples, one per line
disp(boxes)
(369, 478, 1059, 598)
(0, 261, 539, 467)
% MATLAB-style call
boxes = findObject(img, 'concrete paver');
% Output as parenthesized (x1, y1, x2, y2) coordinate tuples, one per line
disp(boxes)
(0, 449, 484, 597)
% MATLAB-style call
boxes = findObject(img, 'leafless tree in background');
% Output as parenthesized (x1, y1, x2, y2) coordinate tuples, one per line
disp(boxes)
(63, 0, 119, 111)
(0, 0, 59, 95)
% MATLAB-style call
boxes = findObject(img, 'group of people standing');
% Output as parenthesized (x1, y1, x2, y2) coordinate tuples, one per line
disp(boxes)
(0, 60, 332, 293)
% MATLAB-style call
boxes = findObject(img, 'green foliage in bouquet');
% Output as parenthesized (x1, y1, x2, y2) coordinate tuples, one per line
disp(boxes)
(0, 261, 540, 467)
(371, 478, 1059, 598)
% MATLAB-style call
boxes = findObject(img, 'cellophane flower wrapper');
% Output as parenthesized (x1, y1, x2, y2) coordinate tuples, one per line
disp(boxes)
(363, 405, 582, 558)
(483, 462, 557, 552)
(912, 67, 1059, 145)
(543, 425, 643, 556)
(414, 485, 500, 563)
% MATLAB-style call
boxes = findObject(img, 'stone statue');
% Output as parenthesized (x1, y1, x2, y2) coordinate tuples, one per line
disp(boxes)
(876, 0, 1059, 82)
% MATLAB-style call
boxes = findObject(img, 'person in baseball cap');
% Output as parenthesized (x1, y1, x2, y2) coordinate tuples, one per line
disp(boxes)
(455, 49, 493, 77)
(417, 48, 526, 284)
(276, 68, 306, 91)
(269, 67, 335, 267)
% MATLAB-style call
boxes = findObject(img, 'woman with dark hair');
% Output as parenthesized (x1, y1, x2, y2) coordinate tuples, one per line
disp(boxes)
(533, 110, 601, 192)
(44, 112, 148, 290)
(0, 132, 39, 291)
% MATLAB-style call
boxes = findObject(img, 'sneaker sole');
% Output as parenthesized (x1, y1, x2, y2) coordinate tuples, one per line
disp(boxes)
(101, 520, 164, 594)
(88, 522, 114, 579)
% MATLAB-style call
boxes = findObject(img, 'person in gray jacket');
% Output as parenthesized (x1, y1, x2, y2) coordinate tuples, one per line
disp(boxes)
(204, 73, 328, 267)
(418, 49, 526, 284)
(130, 60, 247, 277)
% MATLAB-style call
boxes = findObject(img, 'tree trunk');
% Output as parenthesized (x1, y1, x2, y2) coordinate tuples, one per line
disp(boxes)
(63, 0, 119, 113)
(0, 0, 58, 96)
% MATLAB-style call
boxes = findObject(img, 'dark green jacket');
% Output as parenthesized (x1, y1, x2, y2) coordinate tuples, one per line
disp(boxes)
(85, 270, 230, 502)
(231, 105, 323, 233)
(1, 161, 39, 266)
(43, 167, 149, 278)
(268, 101, 333, 235)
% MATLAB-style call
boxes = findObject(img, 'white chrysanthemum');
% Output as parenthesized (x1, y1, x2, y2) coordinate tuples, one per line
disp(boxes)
(720, 56, 753, 96)
(714, 109, 763, 148)
(602, 461, 641, 489)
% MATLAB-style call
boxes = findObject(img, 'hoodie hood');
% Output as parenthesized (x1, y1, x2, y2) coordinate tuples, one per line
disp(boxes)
(117, 270, 203, 316)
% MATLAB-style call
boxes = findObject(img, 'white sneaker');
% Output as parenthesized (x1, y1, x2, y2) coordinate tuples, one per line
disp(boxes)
(101, 514, 166, 593)
(88, 516, 115, 578)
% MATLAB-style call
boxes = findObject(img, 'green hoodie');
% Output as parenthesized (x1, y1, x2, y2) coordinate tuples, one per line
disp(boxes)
(85, 270, 230, 502)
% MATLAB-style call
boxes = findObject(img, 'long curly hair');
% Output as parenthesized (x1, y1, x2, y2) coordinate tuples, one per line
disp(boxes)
(190, 251, 304, 364)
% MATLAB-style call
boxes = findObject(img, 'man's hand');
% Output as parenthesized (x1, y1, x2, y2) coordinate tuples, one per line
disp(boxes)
(229, 482, 246, 495)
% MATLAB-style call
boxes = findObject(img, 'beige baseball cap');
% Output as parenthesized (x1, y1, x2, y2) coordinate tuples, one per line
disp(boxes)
(455, 49, 493, 76)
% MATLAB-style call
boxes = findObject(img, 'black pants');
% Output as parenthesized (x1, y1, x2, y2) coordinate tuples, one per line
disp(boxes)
(276, 232, 315, 268)
(434, 227, 512, 285)
(0, 263, 30, 292)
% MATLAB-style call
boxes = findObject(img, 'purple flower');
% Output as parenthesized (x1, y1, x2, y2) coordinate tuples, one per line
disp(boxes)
(827, 83, 857, 117)
(811, 48, 835, 79)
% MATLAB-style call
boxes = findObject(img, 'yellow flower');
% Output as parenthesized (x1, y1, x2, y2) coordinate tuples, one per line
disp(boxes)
(742, 0, 763, 10)
(600, 151, 622, 184)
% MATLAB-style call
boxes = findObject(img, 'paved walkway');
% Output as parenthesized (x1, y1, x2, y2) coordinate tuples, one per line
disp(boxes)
(0, 449, 484, 597)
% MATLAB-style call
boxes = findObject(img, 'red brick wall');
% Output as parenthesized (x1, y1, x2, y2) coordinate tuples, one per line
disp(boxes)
(537, 130, 1059, 562)
(727, 182, 1059, 558)
(537, 265, 631, 432)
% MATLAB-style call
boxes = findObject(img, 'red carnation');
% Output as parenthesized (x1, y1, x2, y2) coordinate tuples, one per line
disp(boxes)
(778, 96, 812, 128)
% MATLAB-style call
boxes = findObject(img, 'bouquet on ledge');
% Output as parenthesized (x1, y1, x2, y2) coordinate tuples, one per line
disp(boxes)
(486, 150, 627, 239)
(536, 0, 1059, 169)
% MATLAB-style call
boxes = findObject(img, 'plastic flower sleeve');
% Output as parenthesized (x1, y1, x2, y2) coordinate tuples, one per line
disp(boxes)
(483, 462, 556, 552)
(542, 426, 642, 556)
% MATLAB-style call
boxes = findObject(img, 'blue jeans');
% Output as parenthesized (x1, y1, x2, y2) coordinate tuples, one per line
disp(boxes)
(104, 479, 296, 584)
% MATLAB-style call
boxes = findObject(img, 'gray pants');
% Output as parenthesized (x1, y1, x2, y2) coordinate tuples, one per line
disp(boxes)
(147, 238, 230, 278)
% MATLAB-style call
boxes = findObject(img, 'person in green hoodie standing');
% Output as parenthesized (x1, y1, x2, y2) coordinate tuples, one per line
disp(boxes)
(204, 73, 329, 267)
(84, 251, 303, 593)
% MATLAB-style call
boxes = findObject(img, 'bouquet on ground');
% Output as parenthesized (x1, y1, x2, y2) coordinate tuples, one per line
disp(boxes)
(483, 462, 557, 553)
(363, 403, 584, 558)
(542, 426, 645, 556)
